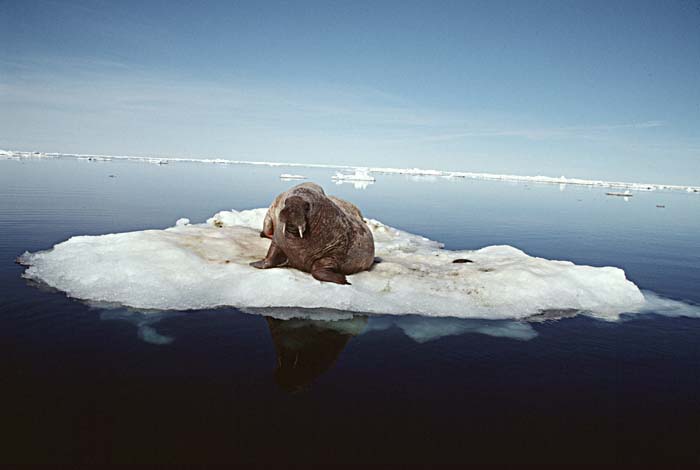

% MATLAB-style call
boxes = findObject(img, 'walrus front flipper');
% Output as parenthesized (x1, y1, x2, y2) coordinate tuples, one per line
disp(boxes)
(250, 242, 288, 269)
(311, 259, 350, 285)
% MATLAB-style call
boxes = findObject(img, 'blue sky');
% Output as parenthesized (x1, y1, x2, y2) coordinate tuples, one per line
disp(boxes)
(1, 0, 699, 183)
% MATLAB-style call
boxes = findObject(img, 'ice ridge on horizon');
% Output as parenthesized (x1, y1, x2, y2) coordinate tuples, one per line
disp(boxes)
(2, 149, 698, 193)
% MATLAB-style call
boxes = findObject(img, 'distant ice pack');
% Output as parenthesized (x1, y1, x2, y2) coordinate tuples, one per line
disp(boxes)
(19, 208, 652, 320)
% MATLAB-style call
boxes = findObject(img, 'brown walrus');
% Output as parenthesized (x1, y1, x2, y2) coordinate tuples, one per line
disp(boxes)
(250, 182, 374, 285)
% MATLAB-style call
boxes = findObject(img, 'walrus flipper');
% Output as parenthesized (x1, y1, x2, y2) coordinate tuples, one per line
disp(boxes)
(261, 211, 275, 239)
(312, 268, 350, 285)
(311, 259, 350, 285)
(250, 242, 288, 269)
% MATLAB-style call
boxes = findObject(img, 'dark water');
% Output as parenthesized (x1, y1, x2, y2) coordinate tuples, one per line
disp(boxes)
(1, 158, 699, 464)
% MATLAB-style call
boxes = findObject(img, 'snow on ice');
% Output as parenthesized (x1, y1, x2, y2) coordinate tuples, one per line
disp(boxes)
(18, 208, 658, 321)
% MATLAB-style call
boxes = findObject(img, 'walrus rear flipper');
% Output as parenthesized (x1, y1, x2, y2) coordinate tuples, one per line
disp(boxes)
(311, 259, 350, 285)
(312, 268, 350, 285)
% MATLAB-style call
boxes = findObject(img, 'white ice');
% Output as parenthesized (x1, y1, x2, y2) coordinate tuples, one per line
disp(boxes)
(331, 168, 376, 182)
(279, 174, 308, 180)
(18, 208, 656, 321)
(3, 149, 699, 193)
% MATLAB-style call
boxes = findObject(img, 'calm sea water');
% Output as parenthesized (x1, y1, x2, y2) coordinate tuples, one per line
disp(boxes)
(1, 158, 699, 464)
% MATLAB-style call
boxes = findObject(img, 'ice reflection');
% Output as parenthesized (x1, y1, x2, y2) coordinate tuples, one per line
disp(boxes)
(256, 311, 538, 392)
(92, 295, 700, 395)
(333, 179, 373, 190)
(95, 304, 539, 393)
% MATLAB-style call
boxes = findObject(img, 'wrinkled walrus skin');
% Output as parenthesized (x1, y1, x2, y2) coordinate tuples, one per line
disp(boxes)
(250, 183, 375, 285)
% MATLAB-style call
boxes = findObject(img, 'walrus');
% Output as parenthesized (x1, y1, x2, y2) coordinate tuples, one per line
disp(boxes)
(250, 183, 374, 285)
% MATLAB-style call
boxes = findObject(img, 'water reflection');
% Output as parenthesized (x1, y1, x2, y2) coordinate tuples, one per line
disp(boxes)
(333, 179, 373, 190)
(94, 305, 540, 391)
(74, 296, 700, 396)
(406, 175, 437, 183)
(264, 316, 367, 392)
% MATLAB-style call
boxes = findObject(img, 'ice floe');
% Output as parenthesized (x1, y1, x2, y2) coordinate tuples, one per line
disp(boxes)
(331, 168, 375, 182)
(18, 208, 656, 321)
(279, 173, 308, 180)
(1, 150, 52, 159)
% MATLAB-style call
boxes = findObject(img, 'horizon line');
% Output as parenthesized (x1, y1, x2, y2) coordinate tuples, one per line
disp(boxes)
(2, 148, 699, 193)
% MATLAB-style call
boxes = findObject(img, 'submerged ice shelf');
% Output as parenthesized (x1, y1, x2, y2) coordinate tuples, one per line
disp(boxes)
(18, 208, 666, 321)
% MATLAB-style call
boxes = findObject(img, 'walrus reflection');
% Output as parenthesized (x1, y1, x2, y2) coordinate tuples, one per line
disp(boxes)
(264, 316, 367, 392)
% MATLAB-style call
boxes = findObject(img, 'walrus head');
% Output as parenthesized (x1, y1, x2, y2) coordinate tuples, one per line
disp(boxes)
(279, 196, 311, 239)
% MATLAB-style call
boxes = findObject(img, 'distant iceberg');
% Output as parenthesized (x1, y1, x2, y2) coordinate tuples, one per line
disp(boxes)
(331, 168, 375, 182)
(0, 150, 53, 159)
(76, 156, 112, 162)
(279, 173, 308, 180)
(18, 208, 656, 321)
(0, 150, 20, 160)
(606, 190, 633, 197)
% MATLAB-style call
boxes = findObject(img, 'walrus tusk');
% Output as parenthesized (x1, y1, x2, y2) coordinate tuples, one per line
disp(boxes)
(298, 227, 304, 238)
